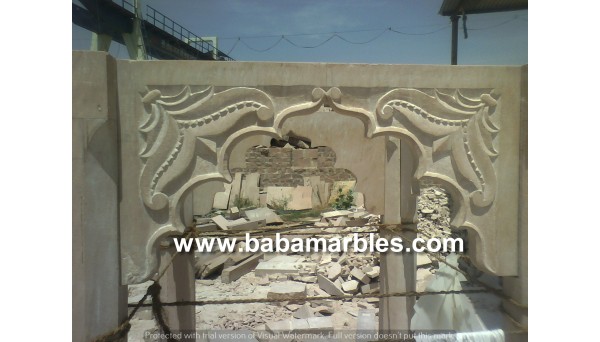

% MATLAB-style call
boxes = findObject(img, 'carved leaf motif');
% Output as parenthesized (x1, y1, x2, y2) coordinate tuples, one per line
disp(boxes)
(376, 88, 500, 208)
(138, 86, 274, 210)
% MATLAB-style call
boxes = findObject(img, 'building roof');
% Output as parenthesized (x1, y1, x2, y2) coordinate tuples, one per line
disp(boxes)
(439, 0, 527, 16)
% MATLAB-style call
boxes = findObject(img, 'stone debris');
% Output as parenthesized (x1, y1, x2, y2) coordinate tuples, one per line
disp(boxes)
(267, 281, 307, 300)
(350, 267, 371, 284)
(145, 186, 456, 336)
(211, 215, 230, 230)
(326, 262, 342, 280)
(221, 253, 264, 283)
(360, 282, 380, 295)
(255, 255, 304, 277)
(364, 265, 380, 278)
(317, 274, 345, 296)
(228, 206, 241, 219)
(292, 303, 314, 319)
(244, 207, 283, 225)
(341, 280, 360, 294)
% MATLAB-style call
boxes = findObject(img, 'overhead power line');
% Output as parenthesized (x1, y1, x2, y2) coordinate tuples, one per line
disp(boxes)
(224, 14, 524, 54)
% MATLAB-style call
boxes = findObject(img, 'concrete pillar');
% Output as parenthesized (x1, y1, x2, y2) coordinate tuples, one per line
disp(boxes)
(379, 136, 417, 332)
(72, 51, 128, 341)
(158, 245, 196, 341)
(90, 32, 112, 52)
(503, 65, 528, 341)
(122, 0, 147, 60)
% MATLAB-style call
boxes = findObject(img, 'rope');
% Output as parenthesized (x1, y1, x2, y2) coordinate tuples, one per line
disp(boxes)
(95, 219, 526, 340)
(148, 282, 177, 342)
(92, 230, 194, 342)
(189, 222, 417, 238)
(130, 289, 488, 307)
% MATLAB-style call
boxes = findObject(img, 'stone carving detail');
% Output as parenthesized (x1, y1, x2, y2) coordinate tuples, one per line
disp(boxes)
(139, 86, 274, 211)
(375, 89, 500, 208)
(129, 84, 510, 282)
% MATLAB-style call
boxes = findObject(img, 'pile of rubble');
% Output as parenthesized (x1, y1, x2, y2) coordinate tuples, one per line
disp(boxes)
(127, 186, 453, 341)
(417, 187, 453, 240)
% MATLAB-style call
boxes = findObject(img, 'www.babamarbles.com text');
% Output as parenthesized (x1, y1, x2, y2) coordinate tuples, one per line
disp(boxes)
(173, 233, 463, 253)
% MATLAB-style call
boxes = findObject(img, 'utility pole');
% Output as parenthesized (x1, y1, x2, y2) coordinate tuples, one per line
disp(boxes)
(450, 14, 459, 65)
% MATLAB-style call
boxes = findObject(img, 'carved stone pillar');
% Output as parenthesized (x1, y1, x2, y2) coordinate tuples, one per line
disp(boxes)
(158, 244, 196, 341)
(380, 136, 417, 331)
(72, 51, 127, 341)
(502, 65, 528, 342)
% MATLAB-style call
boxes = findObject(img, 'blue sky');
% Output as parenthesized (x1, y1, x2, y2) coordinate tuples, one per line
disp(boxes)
(72, 0, 527, 65)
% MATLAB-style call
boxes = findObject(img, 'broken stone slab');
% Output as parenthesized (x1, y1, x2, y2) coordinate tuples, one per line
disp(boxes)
(196, 279, 215, 286)
(327, 262, 342, 280)
(319, 254, 332, 265)
(291, 275, 317, 283)
(227, 172, 244, 209)
(228, 206, 241, 219)
(317, 274, 345, 296)
(267, 281, 307, 300)
(303, 176, 321, 208)
(316, 182, 330, 207)
(288, 186, 313, 210)
(321, 210, 352, 219)
(365, 266, 380, 278)
(332, 216, 347, 227)
(259, 193, 267, 207)
(338, 254, 348, 265)
(256, 276, 270, 286)
(268, 274, 289, 282)
(346, 217, 369, 227)
(342, 280, 359, 294)
(213, 182, 232, 210)
(227, 218, 266, 231)
(240, 173, 260, 206)
(211, 215, 230, 230)
(350, 268, 371, 284)
(285, 304, 301, 311)
(417, 253, 433, 268)
(266, 186, 294, 210)
(197, 254, 230, 278)
(255, 255, 303, 277)
(360, 282, 380, 294)
(416, 268, 435, 292)
(244, 207, 283, 225)
(293, 303, 314, 319)
(195, 222, 219, 232)
(221, 253, 263, 283)
(353, 191, 365, 208)
(194, 217, 212, 224)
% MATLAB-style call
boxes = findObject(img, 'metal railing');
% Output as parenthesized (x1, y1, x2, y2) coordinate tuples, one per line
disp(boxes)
(108, 0, 234, 60)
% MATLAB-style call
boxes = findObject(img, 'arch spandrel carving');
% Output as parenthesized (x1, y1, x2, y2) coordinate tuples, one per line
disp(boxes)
(120, 77, 520, 284)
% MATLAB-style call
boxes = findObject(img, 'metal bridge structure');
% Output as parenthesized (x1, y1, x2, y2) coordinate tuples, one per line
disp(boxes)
(72, 0, 234, 61)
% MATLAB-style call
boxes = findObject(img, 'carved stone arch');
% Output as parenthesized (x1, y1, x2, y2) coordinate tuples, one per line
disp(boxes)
(121, 76, 517, 283)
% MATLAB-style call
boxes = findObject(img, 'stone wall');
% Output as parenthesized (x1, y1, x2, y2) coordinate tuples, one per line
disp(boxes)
(230, 146, 356, 187)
